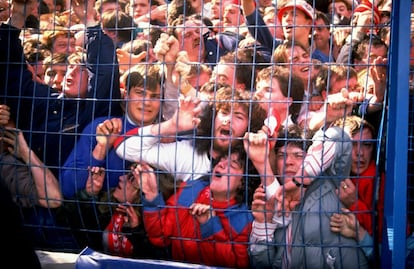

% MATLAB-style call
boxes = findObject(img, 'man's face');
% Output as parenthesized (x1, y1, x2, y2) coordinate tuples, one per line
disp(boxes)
(99, 2, 122, 15)
(31, 61, 45, 82)
(363, 45, 388, 66)
(44, 64, 67, 92)
(351, 127, 374, 175)
(130, 0, 150, 19)
(175, 20, 205, 62)
(276, 144, 305, 183)
(211, 62, 236, 87)
(313, 18, 331, 50)
(330, 76, 359, 95)
(210, 0, 222, 20)
(0, 1, 10, 21)
(213, 105, 249, 152)
(126, 86, 161, 126)
(328, 1, 352, 20)
(53, 36, 76, 54)
(281, 8, 312, 41)
(113, 173, 139, 203)
(223, 4, 243, 27)
(255, 78, 291, 117)
(62, 64, 89, 98)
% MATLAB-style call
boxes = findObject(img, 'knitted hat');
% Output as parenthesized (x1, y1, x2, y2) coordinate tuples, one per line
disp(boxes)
(277, 0, 315, 22)
(354, 0, 381, 25)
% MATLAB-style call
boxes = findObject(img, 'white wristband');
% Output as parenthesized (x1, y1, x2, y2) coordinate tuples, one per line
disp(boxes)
(265, 177, 280, 200)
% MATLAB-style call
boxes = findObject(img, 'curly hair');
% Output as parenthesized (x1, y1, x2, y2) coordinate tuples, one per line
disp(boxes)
(195, 85, 267, 155)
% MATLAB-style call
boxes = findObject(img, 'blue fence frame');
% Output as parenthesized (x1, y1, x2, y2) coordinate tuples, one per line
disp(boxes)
(383, 0, 411, 267)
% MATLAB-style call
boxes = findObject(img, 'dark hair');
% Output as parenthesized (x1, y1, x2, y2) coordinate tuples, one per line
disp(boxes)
(212, 143, 260, 206)
(101, 10, 136, 43)
(233, 144, 260, 206)
(167, 0, 199, 26)
(274, 124, 313, 154)
(122, 64, 162, 94)
(315, 10, 330, 25)
(272, 40, 310, 65)
(351, 34, 388, 64)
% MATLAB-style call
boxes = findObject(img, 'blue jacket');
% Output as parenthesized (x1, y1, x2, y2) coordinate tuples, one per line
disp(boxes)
(60, 116, 137, 198)
(0, 23, 123, 176)
(204, 33, 239, 66)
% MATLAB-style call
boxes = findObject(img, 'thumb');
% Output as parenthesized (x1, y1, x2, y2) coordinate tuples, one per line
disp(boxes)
(341, 88, 349, 99)
(340, 207, 351, 213)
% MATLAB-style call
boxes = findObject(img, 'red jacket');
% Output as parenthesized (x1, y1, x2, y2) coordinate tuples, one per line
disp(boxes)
(349, 160, 384, 239)
(142, 179, 253, 268)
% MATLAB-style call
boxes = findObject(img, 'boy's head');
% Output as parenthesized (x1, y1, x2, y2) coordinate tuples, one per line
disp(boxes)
(255, 66, 304, 119)
(196, 86, 266, 155)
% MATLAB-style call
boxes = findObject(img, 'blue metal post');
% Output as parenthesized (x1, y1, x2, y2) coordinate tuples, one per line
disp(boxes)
(383, 0, 411, 267)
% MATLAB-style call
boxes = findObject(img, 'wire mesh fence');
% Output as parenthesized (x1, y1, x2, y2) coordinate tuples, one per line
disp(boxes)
(0, 0, 412, 268)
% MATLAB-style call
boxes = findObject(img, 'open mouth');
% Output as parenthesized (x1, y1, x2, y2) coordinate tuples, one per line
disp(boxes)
(64, 78, 73, 87)
(215, 173, 223, 178)
(220, 128, 231, 136)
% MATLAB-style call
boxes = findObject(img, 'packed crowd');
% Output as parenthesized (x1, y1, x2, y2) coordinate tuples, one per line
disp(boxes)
(0, 0, 405, 267)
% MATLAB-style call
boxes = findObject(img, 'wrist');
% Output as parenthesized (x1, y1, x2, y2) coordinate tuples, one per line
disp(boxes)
(93, 143, 108, 160)
(292, 177, 309, 188)
(180, 80, 193, 96)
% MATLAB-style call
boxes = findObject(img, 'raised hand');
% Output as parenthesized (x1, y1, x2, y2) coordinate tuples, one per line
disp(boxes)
(337, 178, 357, 208)
(325, 88, 354, 122)
(116, 49, 147, 73)
(168, 95, 202, 132)
(275, 181, 303, 217)
(251, 185, 276, 223)
(0, 105, 10, 126)
(0, 128, 27, 160)
(330, 208, 364, 240)
(153, 33, 179, 64)
(96, 118, 123, 149)
(132, 162, 158, 201)
(369, 56, 388, 102)
(174, 51, 192, 80)
(189, 203, 215, 224)
(85, 166, 105, 196)
(117, 203, 140, 228)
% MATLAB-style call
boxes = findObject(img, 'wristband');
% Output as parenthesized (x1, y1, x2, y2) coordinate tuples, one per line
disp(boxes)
(292, 177, 309, 188)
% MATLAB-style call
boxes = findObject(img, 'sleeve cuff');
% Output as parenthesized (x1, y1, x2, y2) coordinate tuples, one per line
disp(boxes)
(251, 220, 278, 241)
(265, 178, 280, 200)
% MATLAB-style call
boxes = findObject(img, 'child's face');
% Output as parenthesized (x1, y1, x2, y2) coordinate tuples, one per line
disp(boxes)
(210, 152, 244, 200)
(255, 78, 291, 116)
(126, 86, 161, 126)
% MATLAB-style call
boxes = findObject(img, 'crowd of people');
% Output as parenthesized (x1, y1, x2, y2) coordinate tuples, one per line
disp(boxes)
(0, 0, 406, 267)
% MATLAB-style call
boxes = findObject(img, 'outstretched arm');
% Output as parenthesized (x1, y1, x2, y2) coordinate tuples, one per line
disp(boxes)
(1, 127, 63, 208)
